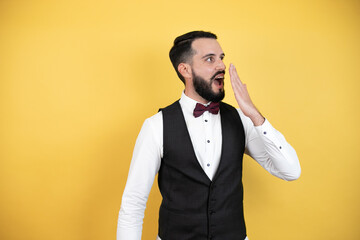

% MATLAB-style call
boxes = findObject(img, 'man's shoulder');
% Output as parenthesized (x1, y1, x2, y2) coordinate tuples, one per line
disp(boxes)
(220, 101, 236, 110)
(220, 101, 242, 117)
(219, 102, 252, 129)
(147, 110, 163, 123)
(143, 99, 181, 132)
(139, 110, 163, 134)
(219, 102, 245, 117)
(158, 99, 180, 113)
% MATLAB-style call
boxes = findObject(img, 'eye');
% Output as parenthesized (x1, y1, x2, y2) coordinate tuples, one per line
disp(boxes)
(206, 57, 214, 62)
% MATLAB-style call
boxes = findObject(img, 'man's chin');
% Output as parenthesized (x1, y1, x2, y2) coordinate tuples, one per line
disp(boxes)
(211, 91, 225, 103)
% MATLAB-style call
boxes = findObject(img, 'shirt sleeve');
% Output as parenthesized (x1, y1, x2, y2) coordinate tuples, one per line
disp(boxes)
(238, 109, 301, 181)
(117, 113, 163, 240)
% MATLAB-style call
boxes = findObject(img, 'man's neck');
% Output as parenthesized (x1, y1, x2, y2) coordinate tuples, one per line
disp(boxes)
(183, 89, 209, 105)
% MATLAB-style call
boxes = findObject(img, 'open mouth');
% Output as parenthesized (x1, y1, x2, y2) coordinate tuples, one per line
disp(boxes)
(213, 74, 224, 87)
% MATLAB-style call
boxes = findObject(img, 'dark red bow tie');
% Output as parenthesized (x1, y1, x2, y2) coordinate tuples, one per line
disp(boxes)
(193, 102, 220, 118)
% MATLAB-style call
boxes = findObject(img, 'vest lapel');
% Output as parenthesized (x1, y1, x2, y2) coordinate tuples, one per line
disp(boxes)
(173, 101, 212, 184)
(212, 102, 245, 182)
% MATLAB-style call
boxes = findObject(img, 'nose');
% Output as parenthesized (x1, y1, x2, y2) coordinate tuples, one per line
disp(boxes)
(216, 58, 226, 71)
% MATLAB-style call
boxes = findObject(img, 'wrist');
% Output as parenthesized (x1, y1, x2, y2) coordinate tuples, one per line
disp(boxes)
(248, 110, 265, 126)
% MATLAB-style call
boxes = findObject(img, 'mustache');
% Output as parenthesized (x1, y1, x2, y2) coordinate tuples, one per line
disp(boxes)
(211, 70, 226, 80)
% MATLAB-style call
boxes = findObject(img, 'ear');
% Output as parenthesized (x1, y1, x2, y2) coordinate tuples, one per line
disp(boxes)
(178, 63, 192, 80)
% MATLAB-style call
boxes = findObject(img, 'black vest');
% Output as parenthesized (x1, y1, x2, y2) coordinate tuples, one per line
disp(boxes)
(158, 101, 246, 240)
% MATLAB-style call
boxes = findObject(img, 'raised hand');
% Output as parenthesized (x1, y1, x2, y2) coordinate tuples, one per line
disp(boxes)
(229, 63, 265, 126)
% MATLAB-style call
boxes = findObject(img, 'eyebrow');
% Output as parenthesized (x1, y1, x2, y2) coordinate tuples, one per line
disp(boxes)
(201, 53, 225, 59)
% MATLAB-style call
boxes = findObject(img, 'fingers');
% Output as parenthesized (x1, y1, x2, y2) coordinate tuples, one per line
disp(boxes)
(229, 63, 243, 85)
(229, 63, 245, 95)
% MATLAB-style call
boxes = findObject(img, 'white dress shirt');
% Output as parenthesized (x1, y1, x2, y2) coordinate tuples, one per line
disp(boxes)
(117, 92, 301, 240)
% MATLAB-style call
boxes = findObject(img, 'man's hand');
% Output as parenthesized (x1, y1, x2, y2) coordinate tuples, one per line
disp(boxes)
(229, 63, 265, 126)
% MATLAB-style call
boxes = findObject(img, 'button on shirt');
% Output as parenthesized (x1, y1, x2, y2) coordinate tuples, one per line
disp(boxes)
(117, 92, 301, 240)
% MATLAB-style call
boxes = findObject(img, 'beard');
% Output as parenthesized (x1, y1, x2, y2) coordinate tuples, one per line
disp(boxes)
(192, 70, 225, 103)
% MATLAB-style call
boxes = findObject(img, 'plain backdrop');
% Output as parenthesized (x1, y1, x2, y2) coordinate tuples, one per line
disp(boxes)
(0, 0, 359, 239)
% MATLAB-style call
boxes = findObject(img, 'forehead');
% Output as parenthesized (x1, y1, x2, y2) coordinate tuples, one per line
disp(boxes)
(191, 38, 224, 57)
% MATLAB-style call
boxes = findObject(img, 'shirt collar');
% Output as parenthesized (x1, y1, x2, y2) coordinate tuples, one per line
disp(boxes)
(179, 91, 212, 116)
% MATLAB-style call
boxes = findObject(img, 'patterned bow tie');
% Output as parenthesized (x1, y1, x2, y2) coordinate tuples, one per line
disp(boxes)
(193, 102, 220, 118)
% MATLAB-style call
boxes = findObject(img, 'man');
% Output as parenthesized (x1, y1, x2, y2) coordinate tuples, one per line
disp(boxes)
(117, 31, 301, 240)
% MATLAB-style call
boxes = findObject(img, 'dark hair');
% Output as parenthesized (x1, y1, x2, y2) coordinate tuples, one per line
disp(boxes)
(169, 31, 217, 83)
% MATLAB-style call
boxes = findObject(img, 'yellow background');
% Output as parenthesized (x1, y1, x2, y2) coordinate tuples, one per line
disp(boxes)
(1, 0, 359, 239)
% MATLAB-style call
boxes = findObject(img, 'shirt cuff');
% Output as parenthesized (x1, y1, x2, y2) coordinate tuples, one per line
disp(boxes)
(254, 119, 285, 152)
(117, 227, 142, 240)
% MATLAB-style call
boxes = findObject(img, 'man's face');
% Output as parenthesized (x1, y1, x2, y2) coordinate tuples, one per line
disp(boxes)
(192, 70, 225, 103)
(190, 38, 226, 102)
